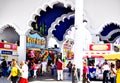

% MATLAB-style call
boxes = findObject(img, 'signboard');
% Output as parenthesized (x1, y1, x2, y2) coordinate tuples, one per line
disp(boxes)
(0, 42, 17, 51)
(63, 39, 74, 60)
(84, 51, 110, 58)
(89, 43, 111, 51)
(0, 42, 18, 55)
(26, 33, 46, 49)
(1, 50, 13, 55)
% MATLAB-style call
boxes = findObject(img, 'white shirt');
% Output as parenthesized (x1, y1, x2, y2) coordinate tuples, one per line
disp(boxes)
(42, 61, 47, 69)
(21, 64, 28, 79)
(102, 64, 110, 71)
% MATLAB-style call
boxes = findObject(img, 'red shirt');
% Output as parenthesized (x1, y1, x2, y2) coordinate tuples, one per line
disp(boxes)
(31, 64, 37, 70)
(83, 66, 88, 74)
(57, 61, 63, 70)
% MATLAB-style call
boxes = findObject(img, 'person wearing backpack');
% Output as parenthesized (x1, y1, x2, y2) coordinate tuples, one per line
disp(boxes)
(7, 59, 18, 83)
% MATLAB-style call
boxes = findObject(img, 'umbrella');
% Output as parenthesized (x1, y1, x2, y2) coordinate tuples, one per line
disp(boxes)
(103, 52, 120, 61)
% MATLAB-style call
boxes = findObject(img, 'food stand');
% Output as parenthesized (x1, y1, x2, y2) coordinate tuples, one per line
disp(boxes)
(26, 32, 47, 62)
(83, 43, 112, 80)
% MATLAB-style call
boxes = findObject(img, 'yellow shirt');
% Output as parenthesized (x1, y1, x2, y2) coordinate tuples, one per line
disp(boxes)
(11, 66, 18, 77)
(116, 68, 120, 83)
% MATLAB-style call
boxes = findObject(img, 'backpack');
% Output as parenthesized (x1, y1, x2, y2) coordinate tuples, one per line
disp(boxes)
(17, 68, 22, 77)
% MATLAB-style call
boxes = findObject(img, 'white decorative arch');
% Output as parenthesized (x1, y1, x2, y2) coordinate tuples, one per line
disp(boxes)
(47, 13, 74, 44)
(0, 23, 21, 35)
(98, 21, 120, 34)
(27, 0, 75, 47)
(48, 12, 74, 36)
(100, 29, 120, 40)
(29, 0, 74, 28)
(99, 21, 120, 42)
(32, 0, 74, 17)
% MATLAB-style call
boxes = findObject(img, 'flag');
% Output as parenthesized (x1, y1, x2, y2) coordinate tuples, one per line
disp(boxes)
(35, 23, 38, 29)
(39, 21, 48, 36)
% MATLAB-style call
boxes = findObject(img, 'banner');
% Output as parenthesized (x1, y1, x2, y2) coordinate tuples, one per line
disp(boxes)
(26, 33, 46, 49)
(0, 42, 17, 51)
(89, 43, 111, 51)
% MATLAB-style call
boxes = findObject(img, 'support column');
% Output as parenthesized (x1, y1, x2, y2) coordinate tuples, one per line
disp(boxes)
(74, 0, 84, 81)
(18, 34, 26, 63)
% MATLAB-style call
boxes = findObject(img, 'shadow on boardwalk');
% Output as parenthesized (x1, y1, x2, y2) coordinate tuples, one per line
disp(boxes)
(0, 69, 72, 83)
(28, 69, 72, 82)
(28, 72, 56, 82)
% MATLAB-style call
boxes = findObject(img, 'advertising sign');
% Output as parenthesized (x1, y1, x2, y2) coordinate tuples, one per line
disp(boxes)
(0, 42, 17, 56)
(89, 43, 111, 51)
(63, 39, 74, 60)
(1, 50, 13, 55)
(0, 42, 17, 51)
(26, 33, 46, 49)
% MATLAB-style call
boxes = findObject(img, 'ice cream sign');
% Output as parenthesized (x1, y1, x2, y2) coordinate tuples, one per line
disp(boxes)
(89, 43, 111, 51)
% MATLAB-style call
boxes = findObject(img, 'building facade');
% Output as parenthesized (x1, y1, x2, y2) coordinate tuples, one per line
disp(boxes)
(0, 0, 120, 74)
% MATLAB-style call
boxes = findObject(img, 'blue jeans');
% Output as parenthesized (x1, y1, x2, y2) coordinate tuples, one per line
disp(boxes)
(114, 76, 116, 83)
(2, 68, 7, 77)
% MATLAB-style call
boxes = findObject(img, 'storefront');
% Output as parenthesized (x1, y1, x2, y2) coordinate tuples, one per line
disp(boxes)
(83, 43, 112, 80)
(62, 38, 74, 68)
(26, 31, 47, 63)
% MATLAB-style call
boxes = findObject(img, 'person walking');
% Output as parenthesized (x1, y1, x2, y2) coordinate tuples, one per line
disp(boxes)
(7, 59, 18, 83)
(1, 59, 8, 77)
(82, 61, 90, 83)
(17, 61, 28, 83)
(110, 63, 116, 83)
(116, 60, 120, 83)
(41, 60, 47, 76)
(31, 62, 37, 78)
(56, 58, 63, 81)
(67, 61, 72, 76)
(51, 62, 55, 76)
(71, 63, 77, 83)
(102, 61, 110, 83)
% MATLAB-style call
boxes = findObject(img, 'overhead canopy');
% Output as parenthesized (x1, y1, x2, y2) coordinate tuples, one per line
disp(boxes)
(31, 3, 74, 42)
(100, 23, 120, 43)
(84, 51, 110, 58)
(103, 52, 120, 61)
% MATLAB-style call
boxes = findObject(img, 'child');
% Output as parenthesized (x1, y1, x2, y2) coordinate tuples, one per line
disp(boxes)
(51, 62, 55, 76)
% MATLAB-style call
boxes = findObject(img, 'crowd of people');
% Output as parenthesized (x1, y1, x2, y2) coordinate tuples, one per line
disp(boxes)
(6, 59, 28, 83)
(83, 59, 120, 83)
(0, 57, 78, 83)
(0, 51, 64, 83)
(101, 60, 120, 83)
(1, 56, 120, 83)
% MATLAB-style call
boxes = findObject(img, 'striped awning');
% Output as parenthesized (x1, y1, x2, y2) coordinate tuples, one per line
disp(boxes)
(84, 51, 111, 58)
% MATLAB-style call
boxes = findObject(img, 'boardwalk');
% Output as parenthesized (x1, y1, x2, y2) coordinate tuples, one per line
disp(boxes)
(0, 70, 102, 83)
(0, 77, 102, 83)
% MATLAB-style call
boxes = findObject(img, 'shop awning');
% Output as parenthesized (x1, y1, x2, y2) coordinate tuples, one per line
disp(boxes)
(103, 52, 120, 61)
(84, 51, 110, 58)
